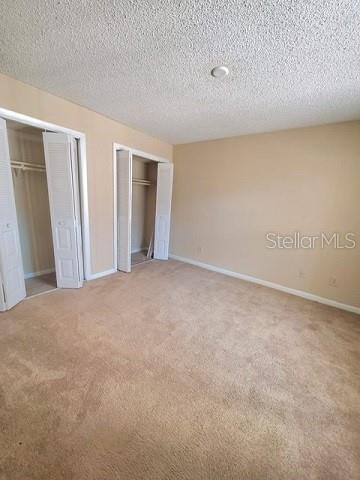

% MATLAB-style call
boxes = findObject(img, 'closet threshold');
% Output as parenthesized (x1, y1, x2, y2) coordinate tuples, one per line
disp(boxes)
(25, 287, 58, 300)
(25, 272, 58, 298)
(131, 258, 153, 267)
(131, 250, 153, 266)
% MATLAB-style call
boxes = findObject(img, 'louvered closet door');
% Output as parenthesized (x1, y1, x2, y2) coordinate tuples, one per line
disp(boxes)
(0, 118, 26, 311)
(154, 163, 173, 260)
(43, 132, 83, 288)
(116, 150, 132, 272)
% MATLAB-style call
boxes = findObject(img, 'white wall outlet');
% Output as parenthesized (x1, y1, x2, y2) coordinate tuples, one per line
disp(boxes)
(329, 276, 337, 287)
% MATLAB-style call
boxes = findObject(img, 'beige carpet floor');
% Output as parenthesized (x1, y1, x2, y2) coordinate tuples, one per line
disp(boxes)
(0, 260, 359, 479)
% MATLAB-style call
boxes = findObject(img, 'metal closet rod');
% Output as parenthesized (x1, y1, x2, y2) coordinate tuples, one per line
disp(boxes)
(11, 160, 46, 173)
(132, 177, 153, 186)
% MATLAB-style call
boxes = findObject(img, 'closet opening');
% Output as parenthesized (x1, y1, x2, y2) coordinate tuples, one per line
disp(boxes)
(131, 155, 157, 267)
(7, 120, 56, 297)
(1, 111, 88, 311)
(115, 145, 173, 274)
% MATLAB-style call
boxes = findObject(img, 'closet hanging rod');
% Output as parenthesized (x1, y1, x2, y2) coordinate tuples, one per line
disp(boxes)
(11, 165, 45, 173)
(11, 160, 45, 169)
(132, 178, 153, 186)
(11, 161, 46, 173)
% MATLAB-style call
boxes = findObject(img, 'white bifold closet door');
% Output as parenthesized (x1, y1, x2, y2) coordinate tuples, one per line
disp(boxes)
(43, 132, 83, 288)
(117, 150, 132, 272)
(0, 118, 26, 311)
(154, 163, 173, 260)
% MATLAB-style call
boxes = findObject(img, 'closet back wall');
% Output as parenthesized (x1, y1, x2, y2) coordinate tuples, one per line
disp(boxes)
(0, 73, 173, 275)
(8, 126, 54, 277)
(131, 157, 148, 253)
(131, 156, 157, 254)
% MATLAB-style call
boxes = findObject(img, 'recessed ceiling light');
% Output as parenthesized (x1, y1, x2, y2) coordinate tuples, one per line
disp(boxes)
(211, 66, 229, 78)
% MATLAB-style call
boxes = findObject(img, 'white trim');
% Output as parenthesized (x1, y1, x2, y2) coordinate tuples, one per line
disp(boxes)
(114, 143, 170, 165)
(113, 143, 118, 274)
(0, 107, 91, 281)
(24, 268, 55, 280)
(0, 108, 84, 138)
(87, 268, 117, 280)
(169, 254, 360, 315)
(77, 135, 91, 280)
(113, 142, 171, 271)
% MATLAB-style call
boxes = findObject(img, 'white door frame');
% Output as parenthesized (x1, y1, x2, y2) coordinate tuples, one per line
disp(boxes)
(113, 143, 170, 271)
(0, 107, 91, 281)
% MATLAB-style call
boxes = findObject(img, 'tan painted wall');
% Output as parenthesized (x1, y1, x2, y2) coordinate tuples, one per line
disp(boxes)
(8, 125, 55, 276)
(171, 122, 360, 308)
(0, 73, 172, 274)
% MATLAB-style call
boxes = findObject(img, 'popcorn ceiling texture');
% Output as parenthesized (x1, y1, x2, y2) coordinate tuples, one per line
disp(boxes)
(0, 0, 359, 143)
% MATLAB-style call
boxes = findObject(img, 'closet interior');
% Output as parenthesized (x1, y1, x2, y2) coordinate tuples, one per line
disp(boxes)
(7, 120, 56, 297)
(131, 155, 157, 266)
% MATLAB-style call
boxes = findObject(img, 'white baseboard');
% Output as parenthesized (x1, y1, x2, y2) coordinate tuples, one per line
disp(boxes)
(24, 268, 55, 280)
(88, 268, 117, 280)
(169, 254, 360, 315)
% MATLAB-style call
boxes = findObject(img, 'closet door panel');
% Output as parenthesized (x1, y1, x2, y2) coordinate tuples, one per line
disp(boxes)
(117, 150, 132, 272)
(43, 132, 82, 288)
(0, 118, 26, 310)
(154, 163, 173, 260)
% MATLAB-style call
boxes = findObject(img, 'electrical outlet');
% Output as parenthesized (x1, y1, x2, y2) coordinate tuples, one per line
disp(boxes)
(299, 270, 304, 278)
(329, 276, 337, 287)
(197, 246, 202, 254)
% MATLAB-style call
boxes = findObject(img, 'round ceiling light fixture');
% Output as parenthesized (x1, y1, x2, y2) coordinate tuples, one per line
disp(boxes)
(211, 65, 229, 78)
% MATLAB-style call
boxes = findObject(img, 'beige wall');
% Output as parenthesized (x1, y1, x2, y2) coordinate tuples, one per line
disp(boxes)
(0, 73, 172, 274)
(9, 125, 55, 276)
(171, 122, 360, 308)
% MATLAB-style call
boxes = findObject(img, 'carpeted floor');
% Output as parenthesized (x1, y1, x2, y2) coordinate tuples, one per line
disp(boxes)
(0, 260, 359, 479)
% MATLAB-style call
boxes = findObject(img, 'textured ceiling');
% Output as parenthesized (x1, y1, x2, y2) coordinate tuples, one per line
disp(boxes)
(0, 1, 359, 144)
